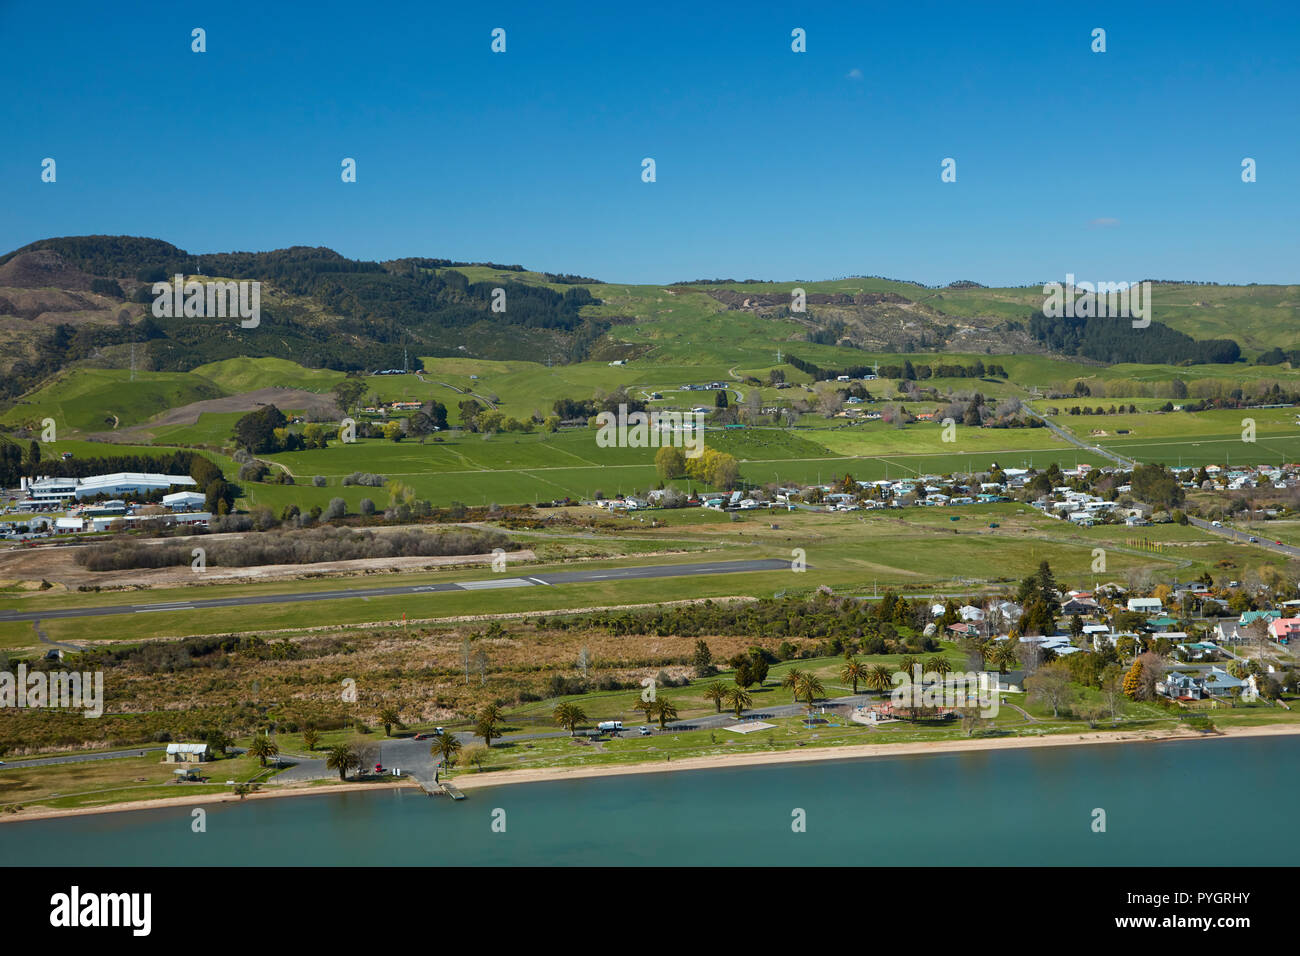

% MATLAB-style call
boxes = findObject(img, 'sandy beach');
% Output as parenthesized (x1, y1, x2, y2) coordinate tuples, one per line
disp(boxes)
(444, 721, 1300, 791)
(5, 721, 1298, 824)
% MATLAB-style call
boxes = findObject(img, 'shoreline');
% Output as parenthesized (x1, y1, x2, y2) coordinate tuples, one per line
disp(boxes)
(444, 721, 1300, 791)
(5, 722, 1298, 823)
(1, 779, 412, 824)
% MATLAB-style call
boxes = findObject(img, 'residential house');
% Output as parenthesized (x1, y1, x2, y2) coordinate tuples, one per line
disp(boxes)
(1060, 596, 1099, 617)
(1127, 597, 1163, 615)
(1202, 667, 1248, 698)
(1267, 618, 1300, 645)
(1240, 610, 1282, 627)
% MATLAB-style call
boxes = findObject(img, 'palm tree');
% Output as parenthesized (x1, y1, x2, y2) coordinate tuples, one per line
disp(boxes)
(723, 685, 752, 718)
(898, 655, 920, 679)
(794, 672, 826, 712)
(433, 733, 462, 769)
(840, 657, 868, 694)
(325, 743, 358, 781)
(781, 667, 806, 700)
(654, 698, 679, 730)
(632, 696, 657, 726)
(865, 664, 894, 695)
(378, 708, 402, 738)
(990, 640, 1019, 674)
(475, 710, 501, 748)
(552, 701, 587, 735)
(301, 728, 320, 752)
(703, 680, 730, 714)
(478, 702, 504, 724)
(247, 735, 278, 767)
(926, 656, 953, 678)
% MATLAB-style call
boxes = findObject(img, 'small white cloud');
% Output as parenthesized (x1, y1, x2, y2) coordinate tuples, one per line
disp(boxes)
(846, 68, 863, 80)
(1087, 217, 1120, 229)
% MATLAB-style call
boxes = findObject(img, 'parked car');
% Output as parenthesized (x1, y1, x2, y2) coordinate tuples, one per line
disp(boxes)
(639, 726, 651, 736)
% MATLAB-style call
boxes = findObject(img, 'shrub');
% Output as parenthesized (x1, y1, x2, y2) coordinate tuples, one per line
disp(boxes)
(342, 472, 385, 487)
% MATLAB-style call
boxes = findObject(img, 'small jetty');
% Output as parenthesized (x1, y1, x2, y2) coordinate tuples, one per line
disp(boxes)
(415, 778, 466, 800)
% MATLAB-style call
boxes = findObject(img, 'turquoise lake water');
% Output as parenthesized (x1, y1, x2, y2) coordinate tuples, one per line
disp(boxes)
(1, 736, 1294, 866)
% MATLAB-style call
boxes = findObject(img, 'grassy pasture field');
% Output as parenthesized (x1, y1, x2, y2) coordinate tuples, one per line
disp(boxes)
(7, 352, 1300, 517)
(0, 368, 226, 433)
(243, 421, 1117, 512)
(1045, 406, 1300, 466)
(0, 503, 1238, 648)
(0, 752, 269, 812)
(191, 356, 344, 393)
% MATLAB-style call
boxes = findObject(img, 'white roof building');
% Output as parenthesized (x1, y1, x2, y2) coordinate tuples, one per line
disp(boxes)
(166, 743, 210, 755)
(163, 491, 206, 510)
(28, 473, 197, 502)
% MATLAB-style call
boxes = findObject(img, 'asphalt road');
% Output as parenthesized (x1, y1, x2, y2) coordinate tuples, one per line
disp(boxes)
(0, 558, 796, 624)
(0, 747, 165, 771)
(1022, 407, 1136, 468)
(1186, 516, 1300, 559)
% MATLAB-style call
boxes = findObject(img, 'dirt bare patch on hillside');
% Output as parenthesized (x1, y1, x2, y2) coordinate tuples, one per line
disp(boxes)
(90, 387, 341, 440)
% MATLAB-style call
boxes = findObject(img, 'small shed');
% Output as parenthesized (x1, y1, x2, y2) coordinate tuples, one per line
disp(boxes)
(165, 742, 212, 764)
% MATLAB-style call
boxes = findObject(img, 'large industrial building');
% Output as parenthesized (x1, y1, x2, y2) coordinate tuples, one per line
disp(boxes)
(23, 472, 198, 502)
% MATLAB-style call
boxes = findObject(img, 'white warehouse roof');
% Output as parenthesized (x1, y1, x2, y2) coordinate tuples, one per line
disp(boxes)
(165, 743, 210, 754)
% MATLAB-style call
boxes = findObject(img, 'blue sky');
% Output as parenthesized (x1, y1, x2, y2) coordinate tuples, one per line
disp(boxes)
(1, 0, 1296, 285)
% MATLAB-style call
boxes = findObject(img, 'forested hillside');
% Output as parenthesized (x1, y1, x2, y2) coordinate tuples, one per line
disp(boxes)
(0, 237, 610, 398)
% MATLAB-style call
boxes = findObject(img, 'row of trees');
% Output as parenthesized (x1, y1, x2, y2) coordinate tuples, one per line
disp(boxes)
(75, 525, 516, 571)
(785, 353, 1007, 382)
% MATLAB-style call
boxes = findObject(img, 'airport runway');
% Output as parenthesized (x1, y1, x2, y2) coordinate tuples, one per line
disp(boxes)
(0, 558, 796, 624)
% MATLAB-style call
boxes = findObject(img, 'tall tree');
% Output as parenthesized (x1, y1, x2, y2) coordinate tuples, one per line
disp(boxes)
(326, 744, 359, 781)
(723, 685, 753, 718)
(552, 701, 587, 735)
(840, 657, 868, 694)
(247, 735, 279, 767)
(703, 680, 729, 714)
(652, 698, 678, 730)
